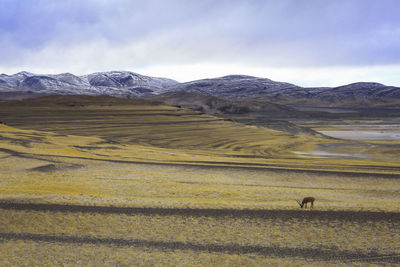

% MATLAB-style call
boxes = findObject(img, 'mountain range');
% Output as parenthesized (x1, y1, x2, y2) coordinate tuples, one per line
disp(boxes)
(0, 71, 177, 99)
(1, 70, 399, 110)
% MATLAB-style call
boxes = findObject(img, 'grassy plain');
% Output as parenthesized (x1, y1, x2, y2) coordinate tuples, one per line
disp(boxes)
(0, 96, 399, 265)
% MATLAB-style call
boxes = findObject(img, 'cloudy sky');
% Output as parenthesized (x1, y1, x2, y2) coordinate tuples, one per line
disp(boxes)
(1, 0, 399, 86)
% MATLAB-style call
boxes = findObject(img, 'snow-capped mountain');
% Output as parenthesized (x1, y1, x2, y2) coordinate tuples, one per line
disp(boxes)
(0, 71, 178, 98)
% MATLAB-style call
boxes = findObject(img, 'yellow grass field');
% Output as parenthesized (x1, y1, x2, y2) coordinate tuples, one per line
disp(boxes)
(0, 96, 399, 265)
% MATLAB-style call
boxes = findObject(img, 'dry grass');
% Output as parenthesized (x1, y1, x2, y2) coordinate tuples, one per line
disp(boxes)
(0, 240, 342, 267)
(1, 209, 399, 255)
(1, 150, 399, 211)
(0, 97, 399, 265)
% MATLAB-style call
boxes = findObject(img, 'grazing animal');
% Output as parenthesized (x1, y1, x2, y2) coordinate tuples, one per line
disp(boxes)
(296, 197, 315, 208)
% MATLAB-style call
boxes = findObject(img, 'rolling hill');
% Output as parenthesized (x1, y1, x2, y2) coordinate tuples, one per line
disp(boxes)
(149, 91, 296, 115)
(167, 75, 400, 108)
(0, 95, 323, 158)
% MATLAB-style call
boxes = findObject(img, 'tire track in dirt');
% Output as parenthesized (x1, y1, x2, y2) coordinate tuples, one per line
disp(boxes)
(0, 232, 398, 263)
(1, 202, 399, 222)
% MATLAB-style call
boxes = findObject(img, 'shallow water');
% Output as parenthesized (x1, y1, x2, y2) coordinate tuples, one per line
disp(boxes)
(318, 130, 400, 141)
(293, 150, 370, 160)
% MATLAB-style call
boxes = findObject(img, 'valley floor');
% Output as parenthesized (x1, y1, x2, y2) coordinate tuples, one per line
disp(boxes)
(0, 96, 399, 265)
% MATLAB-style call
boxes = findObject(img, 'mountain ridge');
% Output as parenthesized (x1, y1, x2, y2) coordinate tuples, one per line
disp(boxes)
(0, 71, 178, 99)
(1, 70, 399, 108)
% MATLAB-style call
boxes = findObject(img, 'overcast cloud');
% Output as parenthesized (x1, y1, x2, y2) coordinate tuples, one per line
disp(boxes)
(1, 0, 400, 86)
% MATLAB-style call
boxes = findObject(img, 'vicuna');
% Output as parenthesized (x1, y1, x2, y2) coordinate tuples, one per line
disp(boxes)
(296, 197, 315, 208)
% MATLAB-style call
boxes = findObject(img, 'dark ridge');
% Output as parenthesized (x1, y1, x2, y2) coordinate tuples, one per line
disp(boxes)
(28, 164, 58, 172)
(0, 95, 164, 106)
(220, 74, 258, 79)
(0, 202, 399, 221)
(27, 163, 84, 172)
(0, 232, 398, 263)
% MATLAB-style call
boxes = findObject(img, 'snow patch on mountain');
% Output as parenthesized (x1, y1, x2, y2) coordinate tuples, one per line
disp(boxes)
(0, 71, 179, 98)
